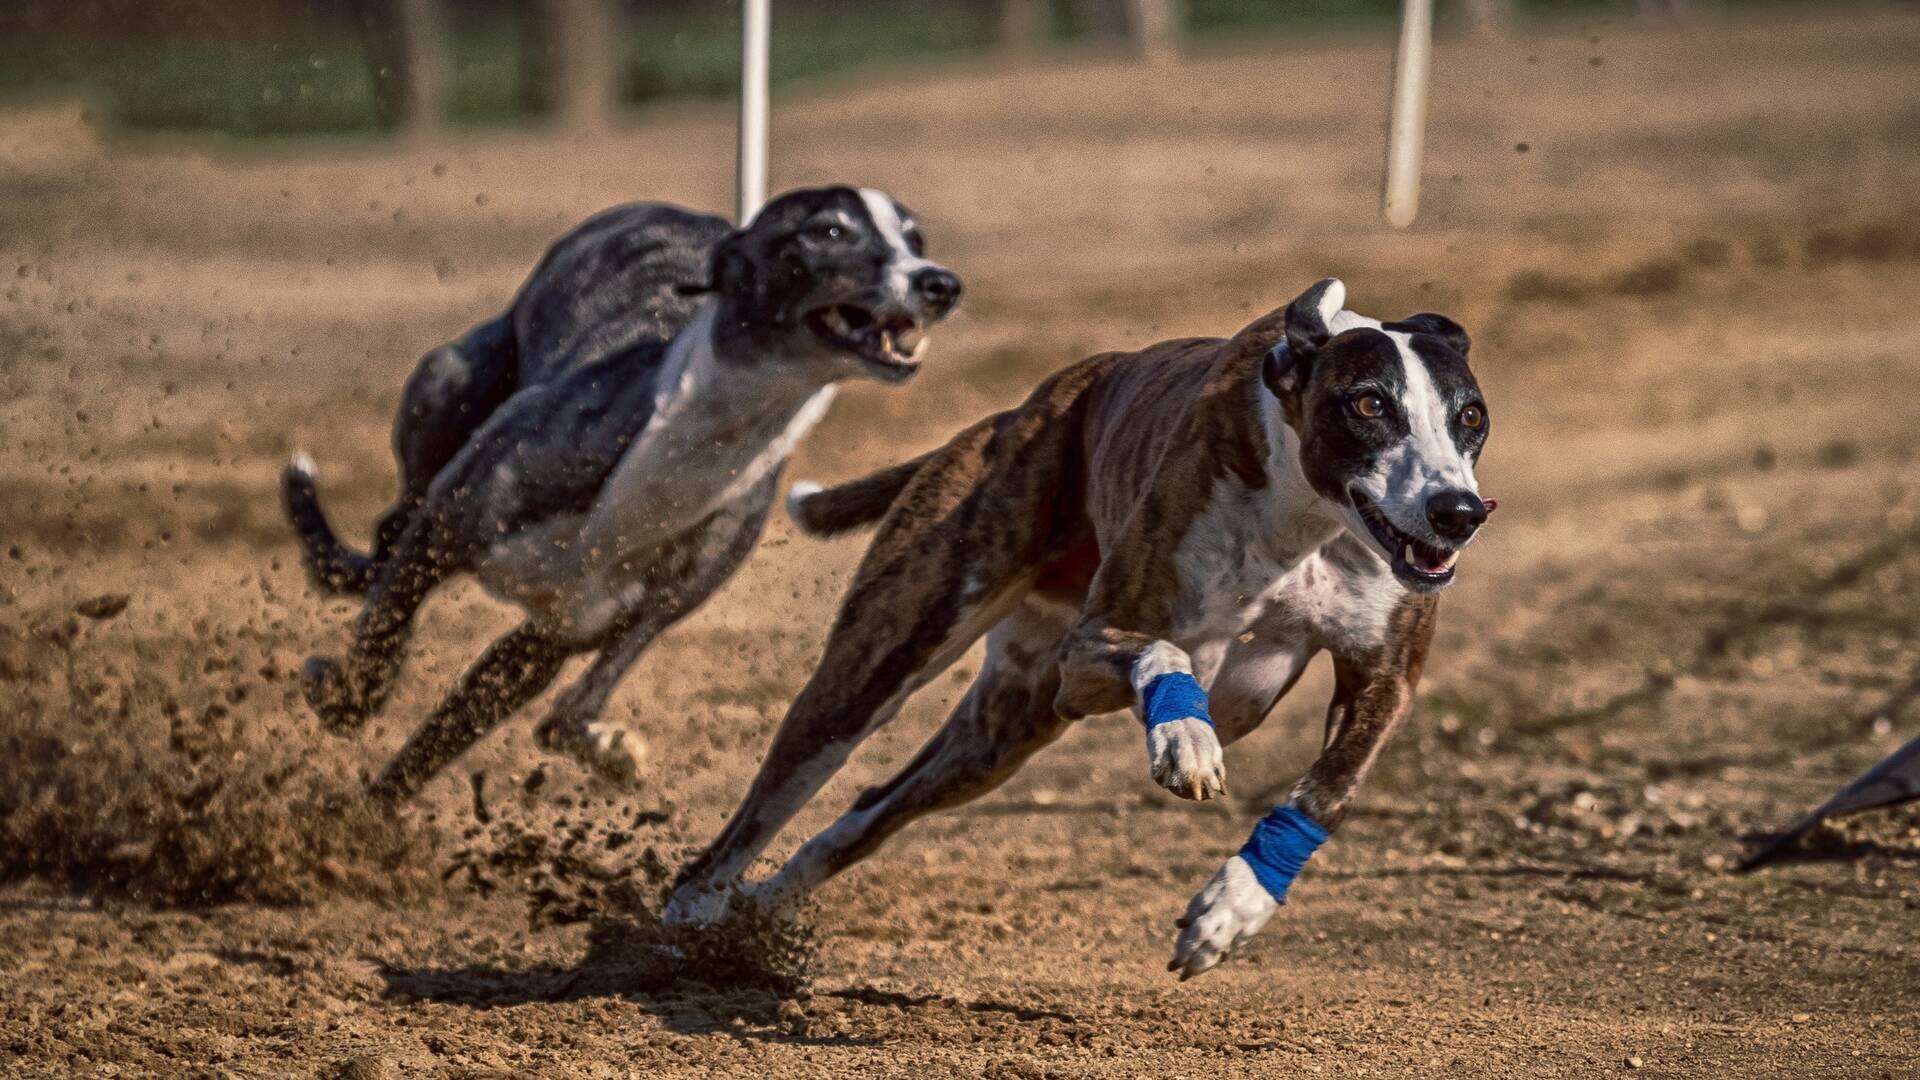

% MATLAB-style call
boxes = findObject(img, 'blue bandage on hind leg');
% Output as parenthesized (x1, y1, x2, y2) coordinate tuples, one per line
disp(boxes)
(1239, 804, 1329, 904)
(1141, 671, 1212, 729)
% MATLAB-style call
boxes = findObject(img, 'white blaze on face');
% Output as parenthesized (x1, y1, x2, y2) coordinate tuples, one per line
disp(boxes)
(1370, 329, 1478, 536)
(858, 187, 934, 303)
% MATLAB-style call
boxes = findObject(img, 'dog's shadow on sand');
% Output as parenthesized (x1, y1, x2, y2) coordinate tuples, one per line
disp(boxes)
(1734, 822, 1920, 872)
(374, 914, 1074, 1044)
(376, 912, 847, 1041)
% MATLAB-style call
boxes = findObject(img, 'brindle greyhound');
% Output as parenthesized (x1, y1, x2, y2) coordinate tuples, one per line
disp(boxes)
(664, 279, 1493, 980)
(283, 186, 961, 801)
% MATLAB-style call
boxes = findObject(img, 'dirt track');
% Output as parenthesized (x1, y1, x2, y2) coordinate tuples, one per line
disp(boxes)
(4, 10, 1920, 1077)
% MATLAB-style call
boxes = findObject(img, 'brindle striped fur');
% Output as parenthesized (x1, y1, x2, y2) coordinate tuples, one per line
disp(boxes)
(668, 285, 1459, 979)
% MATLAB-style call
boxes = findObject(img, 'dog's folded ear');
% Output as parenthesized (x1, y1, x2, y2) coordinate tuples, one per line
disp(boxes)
(709, 230, 760, 306)
(1387, 313, 1470, 358)
(1254, 277, 1346, 398)
(1284, 277, 1345, 358)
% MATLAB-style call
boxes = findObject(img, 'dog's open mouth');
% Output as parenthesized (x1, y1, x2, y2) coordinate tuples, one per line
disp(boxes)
(807, 304, 927, 378)
(1348, 489, 1460, 590)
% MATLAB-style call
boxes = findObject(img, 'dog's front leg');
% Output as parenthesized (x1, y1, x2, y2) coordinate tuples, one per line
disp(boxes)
(1168, 601, 1434, 979)
(1057, 622, 1225, 802)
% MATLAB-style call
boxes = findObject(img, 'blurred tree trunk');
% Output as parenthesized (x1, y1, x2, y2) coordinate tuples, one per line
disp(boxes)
(1074, 0, 1179, 61)
(1457, 0, 1511, 36)
(1071, 0, 1129, 40)
(1123, 0, 1178, 63)
(520, 0, 618, 135)
(998, 0, 1047, 54)
(1637, 0, 1702, 18)
(354, 0, 445, 136)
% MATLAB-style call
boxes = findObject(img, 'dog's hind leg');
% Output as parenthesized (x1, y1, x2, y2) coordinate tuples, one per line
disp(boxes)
(365, 621, 573, 803)
(359, 505, 768, 802)
(664, 577, 1025, 926)
(302, 512, 474, 734)
(370, 318, 520, 572)
(284, 318, 518, 597)
(665, 407, 1082, 926)
(753, 597, 1072, 913)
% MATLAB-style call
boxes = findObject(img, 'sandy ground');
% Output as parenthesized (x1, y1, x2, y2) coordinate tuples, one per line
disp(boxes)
(4, 9, 1920, 1078)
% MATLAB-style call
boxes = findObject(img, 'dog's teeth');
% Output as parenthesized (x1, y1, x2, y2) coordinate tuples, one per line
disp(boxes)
(1403, 543, 1416, 564)
(825, 309, 850, 335)
(1439, 550, 1459, 570)
(881, 327, 925, 362)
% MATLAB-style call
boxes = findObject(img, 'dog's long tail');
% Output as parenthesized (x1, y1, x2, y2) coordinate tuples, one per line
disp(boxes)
(786, 452, 931, 538)
(281, 452, 375, 595)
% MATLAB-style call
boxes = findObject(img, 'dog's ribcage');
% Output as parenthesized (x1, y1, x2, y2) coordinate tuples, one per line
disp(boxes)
(476, 303, 834, 637)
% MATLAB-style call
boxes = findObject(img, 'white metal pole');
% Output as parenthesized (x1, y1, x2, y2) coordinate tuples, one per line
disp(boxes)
(1382, 0, 1432, 229)
(737, 0, 771, 223)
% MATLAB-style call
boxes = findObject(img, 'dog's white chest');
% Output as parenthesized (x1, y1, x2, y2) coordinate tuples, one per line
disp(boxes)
(478, 312, 835, 637)
(1169, 482, 1402, 665)
(588, 365, 834, 545)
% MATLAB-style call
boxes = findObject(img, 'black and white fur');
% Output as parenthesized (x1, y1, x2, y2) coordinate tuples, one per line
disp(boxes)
(284, 186, 962, 801)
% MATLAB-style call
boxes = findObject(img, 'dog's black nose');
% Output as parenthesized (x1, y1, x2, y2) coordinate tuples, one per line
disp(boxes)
(1426, 490, 1488, 542)
(910, 267, 962, 312)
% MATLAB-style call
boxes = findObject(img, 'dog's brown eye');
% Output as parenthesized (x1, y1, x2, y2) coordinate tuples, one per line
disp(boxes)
(1353, 394, 1387, 419)
(1460, 404, 1485, 429)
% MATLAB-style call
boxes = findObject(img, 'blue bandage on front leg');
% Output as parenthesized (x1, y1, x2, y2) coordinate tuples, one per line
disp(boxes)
(1141, 671, 1211, 730)
(1239, 804, 1329, 904)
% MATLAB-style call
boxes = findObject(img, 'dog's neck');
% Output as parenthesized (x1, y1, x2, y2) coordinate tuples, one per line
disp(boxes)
(708, 294, 769, 365)
(1248, 360, 1348, 567)
(673, 299, 836, 417)
(649, 299, 839, 503)
(559, 300, 836, 569)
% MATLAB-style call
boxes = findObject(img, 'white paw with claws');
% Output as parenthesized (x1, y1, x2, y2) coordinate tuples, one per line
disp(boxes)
(536, 715, 647, 785)
(1169, 855, 1277, 980)
(1147, 717, 1226, 800)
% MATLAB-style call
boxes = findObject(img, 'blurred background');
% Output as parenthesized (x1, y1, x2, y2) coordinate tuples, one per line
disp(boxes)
(0, 0, 1849, 140)
(4, 1, 1920, 1076)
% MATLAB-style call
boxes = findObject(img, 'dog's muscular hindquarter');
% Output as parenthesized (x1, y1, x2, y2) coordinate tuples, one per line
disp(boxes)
(285, 203, 729, 596)
(668, 278, 1492, 980)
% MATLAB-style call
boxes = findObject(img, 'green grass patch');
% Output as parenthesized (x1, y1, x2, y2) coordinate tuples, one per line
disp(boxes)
(0, 36, 383, 138)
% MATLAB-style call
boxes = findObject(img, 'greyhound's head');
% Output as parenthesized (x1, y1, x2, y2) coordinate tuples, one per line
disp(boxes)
(709, 185, 963, 384)
(1262, 278, 1492, 592)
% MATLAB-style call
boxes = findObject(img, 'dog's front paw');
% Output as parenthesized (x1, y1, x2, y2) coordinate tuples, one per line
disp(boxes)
(536, 713, 647, 785)
(1168, 855, 1276, 980)
(1147, 717, 1226, 800)
(302, 656, 368, 735)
